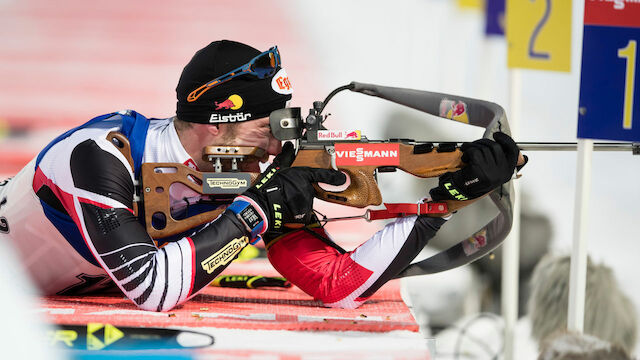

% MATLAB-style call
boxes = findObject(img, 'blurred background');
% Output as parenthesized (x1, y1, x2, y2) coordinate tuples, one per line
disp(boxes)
(0, 0, 638, 357)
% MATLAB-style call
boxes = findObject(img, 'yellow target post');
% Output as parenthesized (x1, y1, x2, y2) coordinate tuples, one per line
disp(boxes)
(457, 0, 484, 10)
(506, 0, 572, 72)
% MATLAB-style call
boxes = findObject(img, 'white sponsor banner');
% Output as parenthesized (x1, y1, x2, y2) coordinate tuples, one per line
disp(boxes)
(317, 130, 362, 141)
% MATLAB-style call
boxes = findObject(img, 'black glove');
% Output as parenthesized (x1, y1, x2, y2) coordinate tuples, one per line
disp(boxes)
(430, 132, 526, 201)
(229, 142, 346, 242)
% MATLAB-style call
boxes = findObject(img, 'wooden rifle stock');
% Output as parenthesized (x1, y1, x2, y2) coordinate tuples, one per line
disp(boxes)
(118, 132, 524, 239)
(293, 144, 525, 214)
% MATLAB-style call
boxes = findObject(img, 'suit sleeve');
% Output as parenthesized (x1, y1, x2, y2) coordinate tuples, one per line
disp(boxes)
(267, 215, 447, 309)
(66, 139, 250, 311)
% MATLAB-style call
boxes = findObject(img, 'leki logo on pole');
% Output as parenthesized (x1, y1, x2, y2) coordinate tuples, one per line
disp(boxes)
(86, 323, 125, 350)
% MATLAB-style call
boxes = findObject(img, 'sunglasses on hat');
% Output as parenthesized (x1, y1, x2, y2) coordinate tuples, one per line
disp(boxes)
(187, 46, 281, 103)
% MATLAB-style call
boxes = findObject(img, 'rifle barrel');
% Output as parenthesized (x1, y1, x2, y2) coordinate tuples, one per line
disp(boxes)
(516, 142, 639, 154)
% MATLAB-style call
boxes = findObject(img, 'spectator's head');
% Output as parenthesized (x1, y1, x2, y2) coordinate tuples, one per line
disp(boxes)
(528, 254, 637, 354)
(537, 331, 631, 360)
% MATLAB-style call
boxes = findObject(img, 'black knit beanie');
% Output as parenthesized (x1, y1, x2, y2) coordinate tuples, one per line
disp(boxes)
(176, 40, 292, 124)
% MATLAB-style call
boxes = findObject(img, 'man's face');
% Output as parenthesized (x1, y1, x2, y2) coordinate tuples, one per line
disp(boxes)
(226, 117, 282, 156)
(216, 117, 282, 172)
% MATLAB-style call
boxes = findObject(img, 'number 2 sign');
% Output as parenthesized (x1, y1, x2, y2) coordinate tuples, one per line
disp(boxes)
(506, 0, 572, 72)
(577, 1, 640, 142)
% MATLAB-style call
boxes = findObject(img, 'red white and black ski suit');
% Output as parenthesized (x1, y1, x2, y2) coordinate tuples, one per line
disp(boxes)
(0, 110, 446, 311)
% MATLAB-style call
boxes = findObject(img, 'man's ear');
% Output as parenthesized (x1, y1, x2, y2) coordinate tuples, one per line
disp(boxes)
(205, 124, 220, 136)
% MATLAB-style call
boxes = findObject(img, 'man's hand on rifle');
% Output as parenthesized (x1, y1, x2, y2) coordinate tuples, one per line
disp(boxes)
(227, 142, 346, 244)
(429, 132, 527, 202)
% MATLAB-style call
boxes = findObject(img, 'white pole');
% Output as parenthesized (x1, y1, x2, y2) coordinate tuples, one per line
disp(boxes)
(567, 0, 589, 334)
(567, 139, 593, 332)
(502, 69, 522, 360)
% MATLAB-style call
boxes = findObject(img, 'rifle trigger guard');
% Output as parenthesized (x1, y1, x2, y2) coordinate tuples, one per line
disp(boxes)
(294, 138, 301, 155)
(326, 146, 338, 171)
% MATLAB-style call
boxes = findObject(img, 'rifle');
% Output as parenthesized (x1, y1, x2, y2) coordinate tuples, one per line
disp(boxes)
(131, 82, 525, 277)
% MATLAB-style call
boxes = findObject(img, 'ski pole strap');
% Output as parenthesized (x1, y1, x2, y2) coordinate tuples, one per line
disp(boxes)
(367, 202, 449, 220)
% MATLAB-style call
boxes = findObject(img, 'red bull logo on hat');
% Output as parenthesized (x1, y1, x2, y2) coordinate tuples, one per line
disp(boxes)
(439, 99, 469, 124)
(215, 94, 243, 111)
